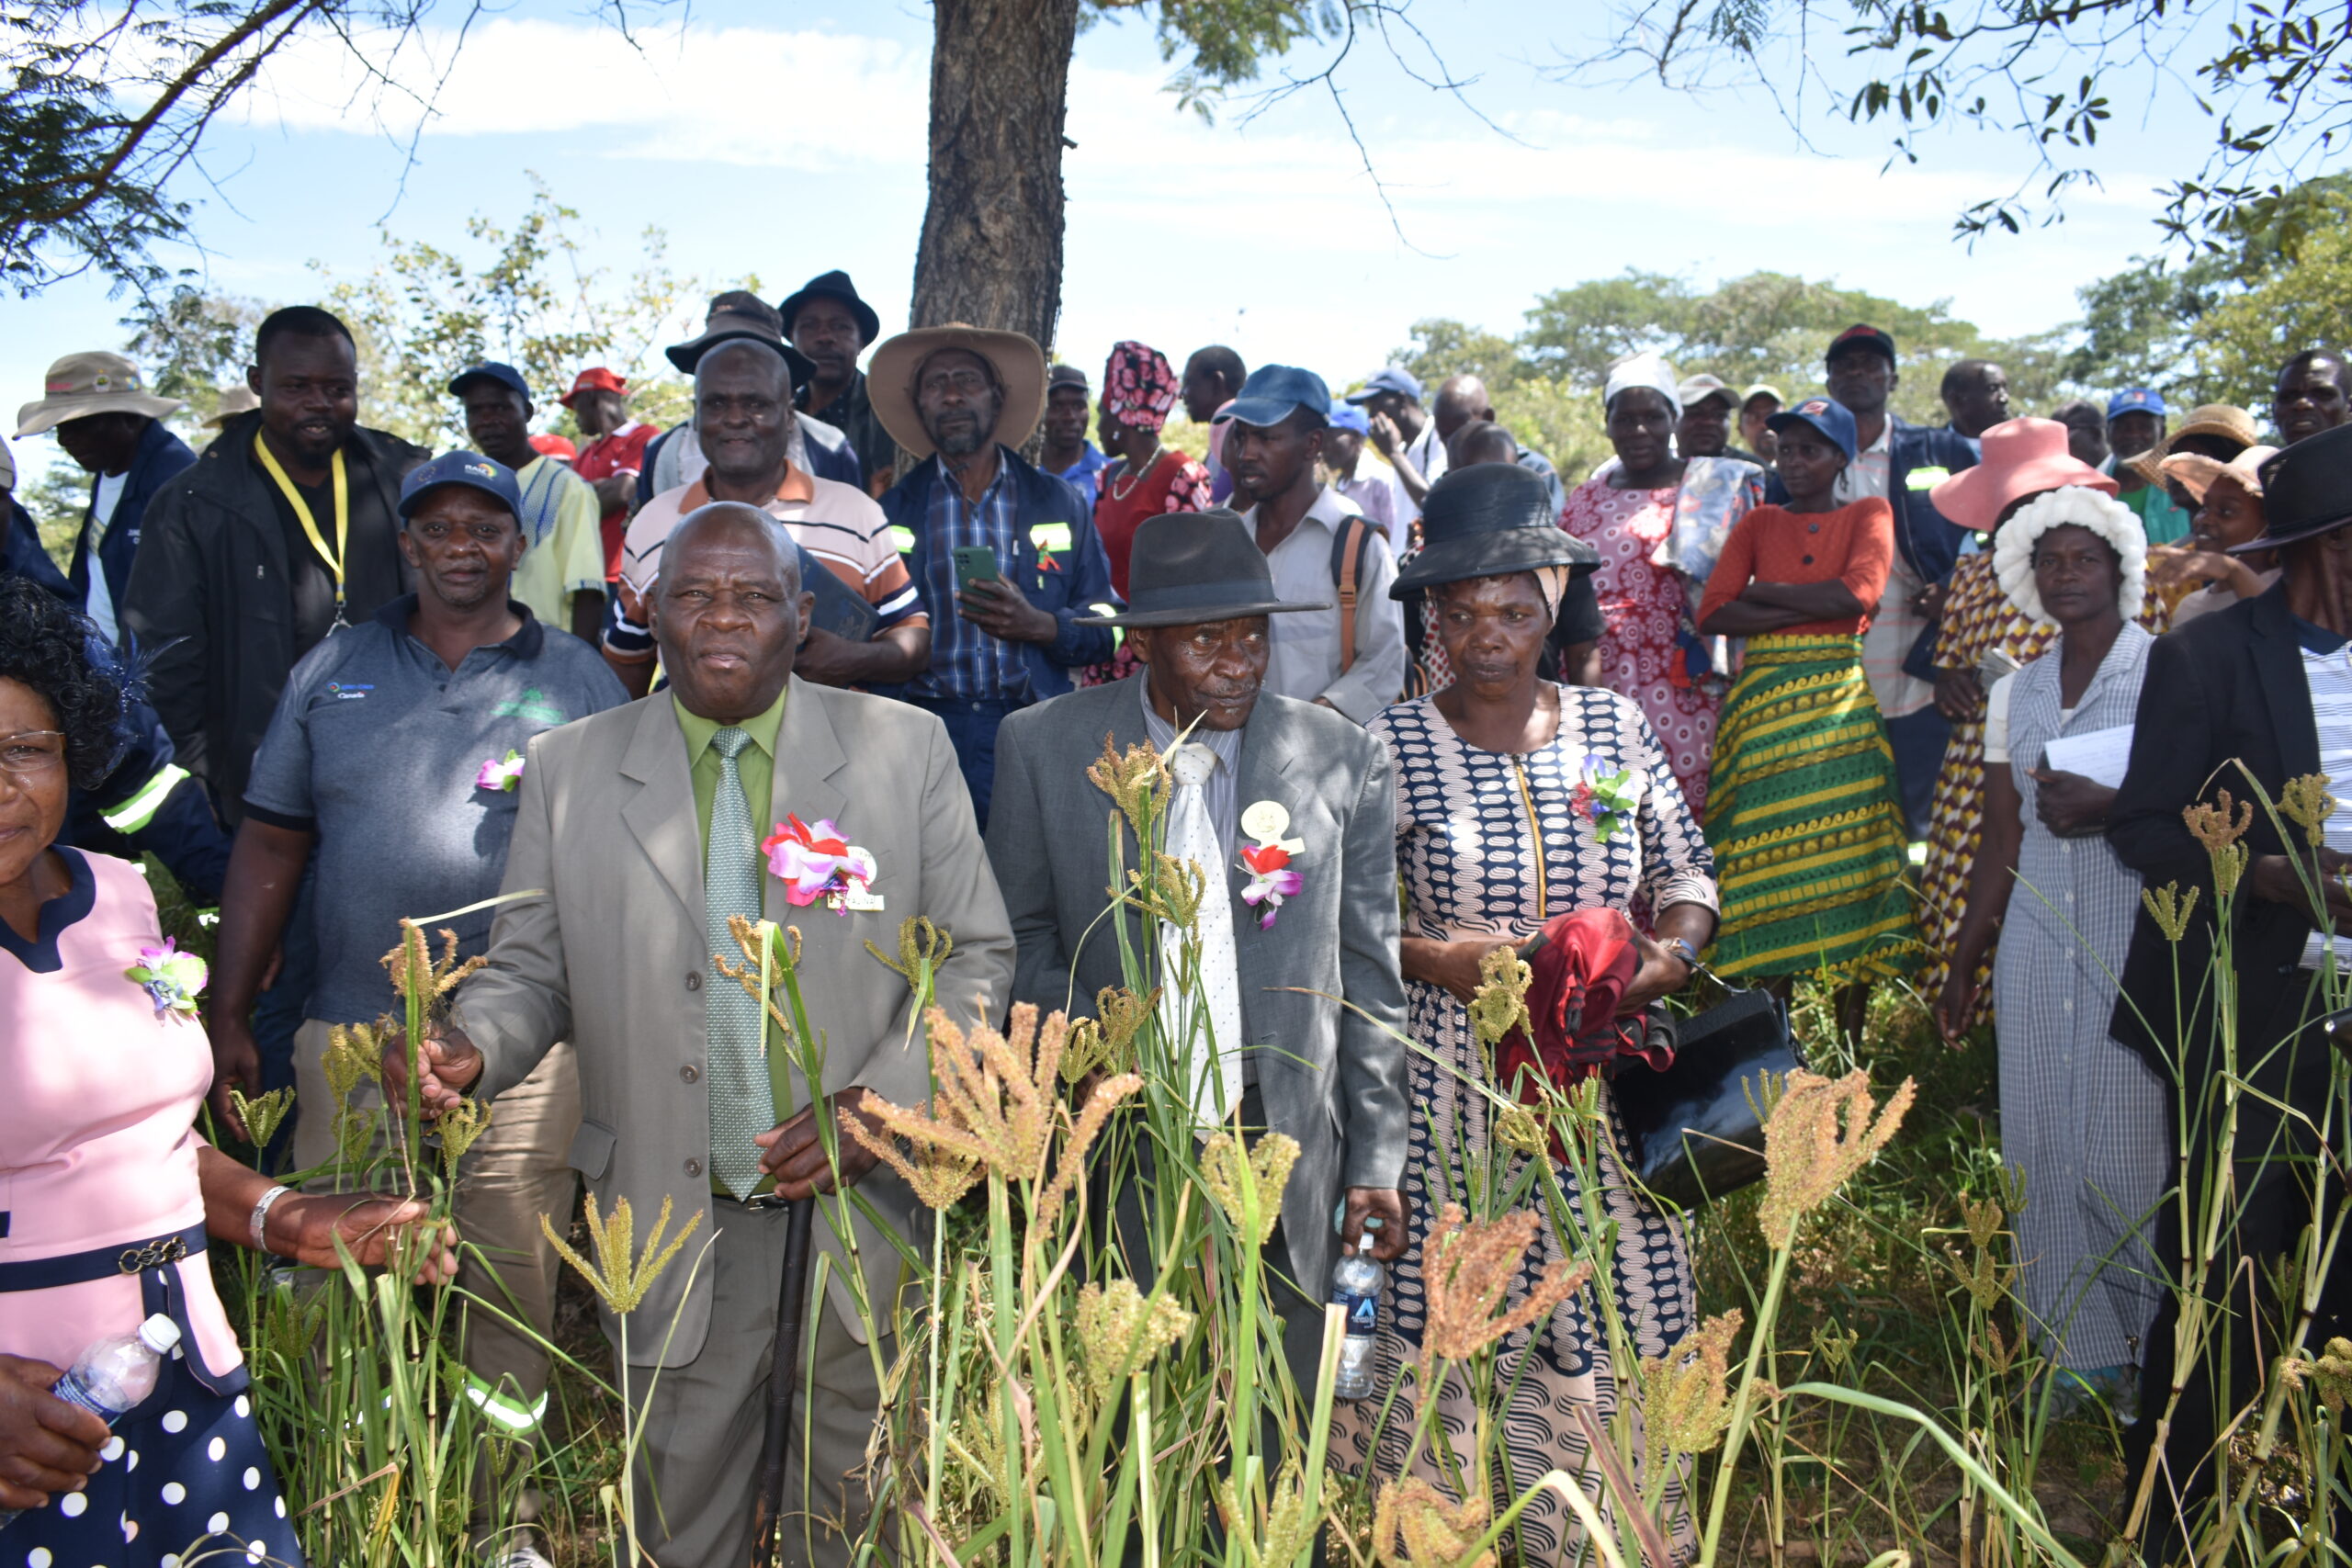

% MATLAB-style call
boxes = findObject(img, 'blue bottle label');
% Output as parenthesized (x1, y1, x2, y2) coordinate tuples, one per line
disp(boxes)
(1331, 1289, 1378, 1333)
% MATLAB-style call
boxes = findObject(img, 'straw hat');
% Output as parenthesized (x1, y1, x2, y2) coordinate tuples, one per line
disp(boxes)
(867, 323, 1047, 460)
(2124, 402, 2262, 487)
(17, 352, 182, 437)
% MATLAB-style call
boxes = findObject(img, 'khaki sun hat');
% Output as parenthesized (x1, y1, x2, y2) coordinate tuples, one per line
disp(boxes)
(17, 351, 182, 437)
(2160, 443, 2279, 506)
(867, 323, 1048, 460)
(203, 385, 259, 429)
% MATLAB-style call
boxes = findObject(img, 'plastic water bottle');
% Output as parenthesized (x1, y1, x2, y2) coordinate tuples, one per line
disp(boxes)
(1330, 1218, 1385, 1402)
(0, 1314, 180, 1530)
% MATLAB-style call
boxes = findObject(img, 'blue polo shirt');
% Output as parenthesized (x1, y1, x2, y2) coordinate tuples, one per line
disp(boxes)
(243, 596, 628, 1024)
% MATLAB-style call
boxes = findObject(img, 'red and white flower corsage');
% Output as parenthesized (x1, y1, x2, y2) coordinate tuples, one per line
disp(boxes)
(763, 814, 882, 913)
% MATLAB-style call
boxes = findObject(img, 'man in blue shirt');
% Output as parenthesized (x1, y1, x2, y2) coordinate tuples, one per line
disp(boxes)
(207, 451, 628, 1563)
(1039, 361, 1110, 510)
(870, 324, 1117, 827)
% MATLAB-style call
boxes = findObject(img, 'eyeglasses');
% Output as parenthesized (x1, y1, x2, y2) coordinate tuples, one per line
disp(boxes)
(0, 730, 66, 780)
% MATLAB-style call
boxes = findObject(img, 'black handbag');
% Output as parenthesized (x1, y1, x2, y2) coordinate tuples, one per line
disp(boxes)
(1610, 982, 1804, 1210)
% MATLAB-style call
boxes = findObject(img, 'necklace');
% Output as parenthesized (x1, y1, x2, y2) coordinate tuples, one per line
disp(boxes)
(1108, 444, 1166, 502)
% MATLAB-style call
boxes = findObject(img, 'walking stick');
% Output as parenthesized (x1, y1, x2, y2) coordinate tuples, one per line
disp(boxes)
(748, 1196, 817, 1567)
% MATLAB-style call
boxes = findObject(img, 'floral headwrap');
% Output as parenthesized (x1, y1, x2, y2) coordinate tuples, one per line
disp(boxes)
(1102, 341, 1179, 434)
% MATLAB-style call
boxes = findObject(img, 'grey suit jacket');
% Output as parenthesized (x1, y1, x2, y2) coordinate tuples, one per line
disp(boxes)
(984, 676, 1408, 1293)
(451, 675, 1014, 1366)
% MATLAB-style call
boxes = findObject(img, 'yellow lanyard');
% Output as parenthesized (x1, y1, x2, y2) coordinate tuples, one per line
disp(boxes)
(254, 440, 349, 615)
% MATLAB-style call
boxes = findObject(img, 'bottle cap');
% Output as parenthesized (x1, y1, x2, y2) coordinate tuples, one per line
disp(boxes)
(138, 1314, 183, 1354)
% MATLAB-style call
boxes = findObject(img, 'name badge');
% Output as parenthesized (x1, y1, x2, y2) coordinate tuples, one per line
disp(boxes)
(843, 888, 886, 912)
(1030, 522, 1073, 554)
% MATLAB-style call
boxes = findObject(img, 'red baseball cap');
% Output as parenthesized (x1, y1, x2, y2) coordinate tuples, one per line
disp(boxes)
(529, 433, 578, 460)
(559, 367, 628, 407)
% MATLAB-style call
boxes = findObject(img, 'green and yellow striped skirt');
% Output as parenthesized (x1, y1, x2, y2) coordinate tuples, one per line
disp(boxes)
(1702, 633, 1921, 982)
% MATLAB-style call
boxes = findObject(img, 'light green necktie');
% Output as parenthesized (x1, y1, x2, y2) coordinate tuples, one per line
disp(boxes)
(707, 726, 772, 1198)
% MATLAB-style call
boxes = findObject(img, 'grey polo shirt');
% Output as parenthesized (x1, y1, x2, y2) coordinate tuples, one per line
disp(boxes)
(244, 596, 628, 1024)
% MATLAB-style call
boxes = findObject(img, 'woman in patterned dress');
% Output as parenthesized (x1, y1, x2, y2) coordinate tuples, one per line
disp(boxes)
(1560, 355, 1764, 817)
(1080, 341, 1213, 686)
(1933, 489, 2167, 1396)
(1338, 465, 1718, 1558)
(1916, 420, 2135, 1030)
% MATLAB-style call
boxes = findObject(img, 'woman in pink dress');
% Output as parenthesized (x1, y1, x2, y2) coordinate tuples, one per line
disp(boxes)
(1560, 354, 1765, 816)
(0, 579, 453, 1568)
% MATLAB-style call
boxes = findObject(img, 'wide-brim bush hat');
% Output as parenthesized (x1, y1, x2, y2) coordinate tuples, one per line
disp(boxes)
(17, 352, 182, 436)
(1077, 510, 1327, 628)
(1391, 464, 1597, 599)
(2160, 444, 2278, 507)
(867, 323, 1048, 460)
(665, 293, 818, 383)
(2230, 423, 2352, 554)
(1930, 416, 2115, 534)
(1991, 486, 2145, 624)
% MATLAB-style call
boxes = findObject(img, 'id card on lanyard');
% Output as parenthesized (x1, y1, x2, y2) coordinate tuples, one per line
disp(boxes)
(254, 439, 351, 626)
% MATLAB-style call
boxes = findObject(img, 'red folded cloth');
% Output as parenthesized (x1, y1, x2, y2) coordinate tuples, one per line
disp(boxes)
(1497, 908, 1674, 1106)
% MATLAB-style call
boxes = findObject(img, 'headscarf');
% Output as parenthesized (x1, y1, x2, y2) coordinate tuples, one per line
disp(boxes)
(1602, 351, 1679, 414)
(1102, 341, 1179, 434)
(1992, 486, 2147, 626)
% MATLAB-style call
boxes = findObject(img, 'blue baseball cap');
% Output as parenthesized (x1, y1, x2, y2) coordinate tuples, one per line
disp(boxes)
(1342, 365, 1422, 405)
(448, 362, 531, 401)
(1217, 366, 1332, 429)
(2108, 388, 2167, 419)
(1327, 400, 1370, 434)
(399, 450, 523, 520)
(1766, 396, 1860, 462)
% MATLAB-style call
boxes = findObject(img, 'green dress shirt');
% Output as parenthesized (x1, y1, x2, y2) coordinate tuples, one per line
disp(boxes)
(673, 685, 798, 1193)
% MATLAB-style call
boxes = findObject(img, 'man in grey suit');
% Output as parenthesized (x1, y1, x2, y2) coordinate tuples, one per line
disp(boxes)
(394, 503, 1013, 1568)
(984, 508, 1411, 1391)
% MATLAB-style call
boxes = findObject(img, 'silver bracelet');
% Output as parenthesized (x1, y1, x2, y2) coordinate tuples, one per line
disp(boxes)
(250, 1184, 292, 1255)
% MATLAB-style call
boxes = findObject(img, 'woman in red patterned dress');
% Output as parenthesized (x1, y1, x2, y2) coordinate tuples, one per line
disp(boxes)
(1081, 341, 1213, 685)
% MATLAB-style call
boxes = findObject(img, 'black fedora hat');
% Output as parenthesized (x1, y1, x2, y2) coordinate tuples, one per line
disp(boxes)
(1077, 510, 1329, 627)
(2231, 423, 2352, 554)
(665, 291, 818, 382)
(1390, 464, 1598, 599)
(777, 269, 883, 346)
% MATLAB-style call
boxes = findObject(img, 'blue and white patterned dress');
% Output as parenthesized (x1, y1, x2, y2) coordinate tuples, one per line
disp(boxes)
(1337, 684, 1719, 1561)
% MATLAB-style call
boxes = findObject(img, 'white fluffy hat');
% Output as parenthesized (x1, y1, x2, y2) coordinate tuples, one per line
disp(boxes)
(1991, 485, 2146, 626)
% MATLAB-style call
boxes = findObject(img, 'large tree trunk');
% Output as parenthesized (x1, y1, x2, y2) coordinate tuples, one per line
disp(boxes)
(910, 0, 1082, 347)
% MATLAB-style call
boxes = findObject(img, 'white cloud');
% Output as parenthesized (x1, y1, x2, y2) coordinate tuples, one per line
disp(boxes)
(230, 17, 929, 169)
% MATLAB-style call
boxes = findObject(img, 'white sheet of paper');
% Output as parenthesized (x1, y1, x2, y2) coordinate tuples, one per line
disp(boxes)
(2041, 724, 2135, 789)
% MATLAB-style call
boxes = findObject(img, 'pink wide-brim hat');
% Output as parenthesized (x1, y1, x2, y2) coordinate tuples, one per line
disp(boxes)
(1929, 416, 2117, 534)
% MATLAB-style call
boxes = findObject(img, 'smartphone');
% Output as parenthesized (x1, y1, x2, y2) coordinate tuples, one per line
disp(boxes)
(952, 545, 1002, 592)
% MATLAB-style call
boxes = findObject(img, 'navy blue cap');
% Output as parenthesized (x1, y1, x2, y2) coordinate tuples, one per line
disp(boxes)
(399, 450, 523, 519)
(1342, 365, 1422, 405)
(1767, 396, 1860, 462)
(1217, 365, 1332, 429)
(447, 362, 531, 401)
(1826, 324, 1896, 365)
(2108, 387, 2167, 419)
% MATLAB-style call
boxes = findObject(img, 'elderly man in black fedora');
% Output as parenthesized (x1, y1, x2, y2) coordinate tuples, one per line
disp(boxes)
(782, 270, 899, 498)
(983, 509, 1409, 1393)
(2109, 421, 2352, 1557)
(870, 322, 1118, 828)
(637, 292, 865, 504)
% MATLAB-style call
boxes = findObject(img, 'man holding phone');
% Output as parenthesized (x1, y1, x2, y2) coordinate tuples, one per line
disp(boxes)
(871, 323, 1118, 828)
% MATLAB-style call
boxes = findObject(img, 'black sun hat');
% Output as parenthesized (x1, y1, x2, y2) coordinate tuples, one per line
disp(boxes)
(2230, 423, 2352, 554)
(1077, 510, 1329, 628)
(1390, 464, 1598, 599)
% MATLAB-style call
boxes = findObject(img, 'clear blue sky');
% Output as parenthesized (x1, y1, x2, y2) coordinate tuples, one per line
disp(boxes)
(6, 0, 2230, 459)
